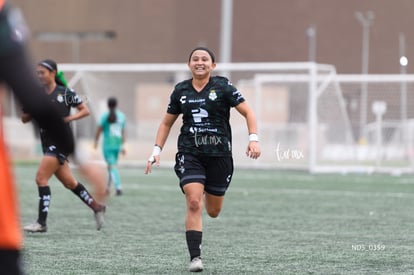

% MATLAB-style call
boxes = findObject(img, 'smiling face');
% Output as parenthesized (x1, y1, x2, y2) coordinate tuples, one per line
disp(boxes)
(36, 65, 55, 86)
(188, 49, 216, 79)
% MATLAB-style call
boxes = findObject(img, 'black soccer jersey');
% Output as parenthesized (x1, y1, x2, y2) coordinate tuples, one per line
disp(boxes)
(39, 85, 82, 151)
(167, 76, 245, 156)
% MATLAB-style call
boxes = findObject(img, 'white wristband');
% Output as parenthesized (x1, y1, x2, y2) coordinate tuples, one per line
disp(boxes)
(148, 145, 162, 162)
(249, 133, 259, 142)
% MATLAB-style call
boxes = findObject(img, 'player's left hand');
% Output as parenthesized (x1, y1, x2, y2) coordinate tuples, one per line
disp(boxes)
(144, 155, 160, 174)
(246, 141, 261, 159)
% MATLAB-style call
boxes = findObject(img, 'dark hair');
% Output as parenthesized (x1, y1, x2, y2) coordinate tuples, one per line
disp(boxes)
(188, 47, 216, 63)
(38, 59, 67, 87)
(39, 59, 57, 71)
(107, 97, 117, 123)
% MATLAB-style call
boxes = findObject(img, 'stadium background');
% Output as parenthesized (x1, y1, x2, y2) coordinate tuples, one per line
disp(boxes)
(5, 0, 414, 173)
(6, 2, 414, 274)
(9, 0, 414, 73)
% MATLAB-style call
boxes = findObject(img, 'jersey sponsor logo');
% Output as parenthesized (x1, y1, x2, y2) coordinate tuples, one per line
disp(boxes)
(188, 98, 205, 103)
(208, 90, 217, 101)
(180, 96, 187, 104)
(189, 127, 218, 134)
(191, 108, 208, 123)
(48, 145, 56, 151)
(233, 90, 244, 101)
(109, 124, 123, 138)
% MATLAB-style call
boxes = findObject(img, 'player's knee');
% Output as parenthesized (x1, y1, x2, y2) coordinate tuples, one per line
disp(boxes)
(187, 197, 202, 213)
(206, 207, 221, 218)
(35, 174, 48, 186)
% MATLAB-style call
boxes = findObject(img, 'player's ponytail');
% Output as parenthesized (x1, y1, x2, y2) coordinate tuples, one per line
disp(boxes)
(107, 97, 117, 123)
(55, 71, 68, 87)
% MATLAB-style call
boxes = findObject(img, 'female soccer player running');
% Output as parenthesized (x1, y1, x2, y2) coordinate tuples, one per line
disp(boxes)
(145, 47, 261, 272)
(22, 59, 106, 233)
(94, 97, 126, 196)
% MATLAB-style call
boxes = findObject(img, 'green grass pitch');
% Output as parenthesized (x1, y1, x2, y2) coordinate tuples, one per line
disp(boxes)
(13, 164, 414, 274)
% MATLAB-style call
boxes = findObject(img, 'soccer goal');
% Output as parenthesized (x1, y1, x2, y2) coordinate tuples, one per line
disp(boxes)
(56, 62, 349, 170)
(249, 69, 414, 174)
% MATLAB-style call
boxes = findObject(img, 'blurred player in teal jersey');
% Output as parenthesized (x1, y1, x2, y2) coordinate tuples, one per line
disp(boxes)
(94, 97, 126, 196)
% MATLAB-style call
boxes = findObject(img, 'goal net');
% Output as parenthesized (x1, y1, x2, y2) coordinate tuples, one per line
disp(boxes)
(250, 70, 414, 173)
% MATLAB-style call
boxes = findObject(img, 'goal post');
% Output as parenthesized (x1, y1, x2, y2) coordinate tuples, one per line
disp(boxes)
(248, 63, 355, 172)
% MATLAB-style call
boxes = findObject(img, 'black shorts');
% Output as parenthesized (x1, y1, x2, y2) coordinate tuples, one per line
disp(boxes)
(42, 143, 68, 165)
(174, 152, 234, 196)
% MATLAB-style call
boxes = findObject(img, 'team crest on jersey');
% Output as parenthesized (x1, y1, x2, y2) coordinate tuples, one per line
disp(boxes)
(57, 94, 64, 103)
(208, 90, 217, 101)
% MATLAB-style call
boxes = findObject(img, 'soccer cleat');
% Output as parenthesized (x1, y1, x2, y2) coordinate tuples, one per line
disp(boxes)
(94, 205, 106, 231)
(24, 222, 47, 233)
(116, 189, 122, 196)
(189, 257, 203, 272)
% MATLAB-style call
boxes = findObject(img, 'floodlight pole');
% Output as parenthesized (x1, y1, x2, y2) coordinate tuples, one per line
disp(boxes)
(399, 33, 409, 159)
(220, 0, 233, 78)
(399, 33, 408, 126)
(306, 25, 317, 62)
(355, 11, 374, 143)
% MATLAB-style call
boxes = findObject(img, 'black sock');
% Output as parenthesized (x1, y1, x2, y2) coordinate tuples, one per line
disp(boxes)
(37, 186, 51, 226)
(186, 230, 202, 260)
(71, 182, 101, 211)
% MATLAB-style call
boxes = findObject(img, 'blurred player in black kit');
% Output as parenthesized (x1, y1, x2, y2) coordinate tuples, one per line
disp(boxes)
(0, 1, 75, 274)
(21, 59, 106, 233)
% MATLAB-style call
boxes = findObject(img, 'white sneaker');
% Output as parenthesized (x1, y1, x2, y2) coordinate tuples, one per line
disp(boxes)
(189, 257, 203, 272)
(94, 205, 106, 230)
(24, 222, 47, 233)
